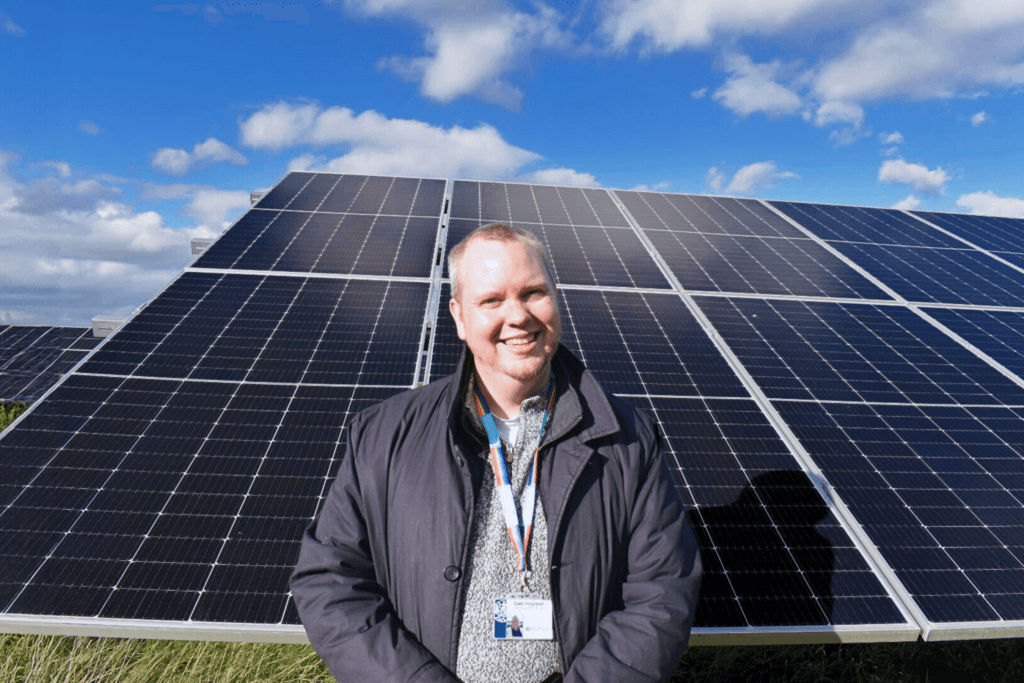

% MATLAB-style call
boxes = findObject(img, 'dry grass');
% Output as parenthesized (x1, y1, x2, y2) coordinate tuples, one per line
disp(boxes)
(3, 633, 1024, 683)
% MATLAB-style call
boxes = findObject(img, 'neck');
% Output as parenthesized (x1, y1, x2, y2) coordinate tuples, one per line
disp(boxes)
(474, 364, 550, 420)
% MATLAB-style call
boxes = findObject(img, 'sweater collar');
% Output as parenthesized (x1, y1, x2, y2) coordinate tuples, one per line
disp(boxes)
(446, 343, 620, 448)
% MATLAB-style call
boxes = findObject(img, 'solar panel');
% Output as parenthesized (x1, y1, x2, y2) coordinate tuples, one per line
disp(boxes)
(8, 173, 1024, 645)
(0, 326, 100, 403)
(194, 174, 444, 278)
(772, 202, 1024, 307)
(446, 182, 670, 289)
(697, 296, 1024, 637)
(427, 287, 914, 639)
(0, 172, 442, 641)
(913, 211, 1024, 257)
(616, 192, 890, 299)
(923, 308, 1024, 384)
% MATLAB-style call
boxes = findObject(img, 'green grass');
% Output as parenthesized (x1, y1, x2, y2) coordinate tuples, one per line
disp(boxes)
(1, 634, 1022, 682)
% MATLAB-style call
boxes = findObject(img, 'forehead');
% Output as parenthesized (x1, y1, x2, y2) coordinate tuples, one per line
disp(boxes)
(459, 237, 547, 283)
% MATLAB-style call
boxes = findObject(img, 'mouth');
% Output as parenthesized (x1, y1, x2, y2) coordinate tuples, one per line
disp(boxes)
(500, 331, 540, 349)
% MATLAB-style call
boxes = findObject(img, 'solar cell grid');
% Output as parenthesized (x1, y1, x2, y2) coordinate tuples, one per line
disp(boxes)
(697, 297, 1024, 405)
(771, 202, 964, 249)
(913, 211, 1024, 256)
(776, 399, 1024, 625)
(645, 396, 907, 628)
(429, 286, 746, 398)
(443, 218, 670, 289)
(0, 373, 402, 622)
(617, 191, 805, 239)
(79, 272, 428, 387)
(830, 241, 1024, 307)
(450, 181, 629, 227)
(428, 285, 910, 632)
(615, 191, 890, 299)
(194, 175, 443, 278)
(924, 308, 1024, 383)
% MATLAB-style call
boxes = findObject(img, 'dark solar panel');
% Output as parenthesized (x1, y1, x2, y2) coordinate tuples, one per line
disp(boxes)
(0, 327, 100, 403)
(913, 211, 1024, 256)
(776, 400, 1024, 626)
(0, 374, 402, 622)
(699, 296, 1024, 628)
(428, 285, 912, 634)
(24, 174, 1024, 642)
(79, 273, 428, 387)
(924, 308, 1024, 382)
(194, 174, 443, 278)
(697, 298, 1024, 405)
(451, 181, 629, 227)
(617, 191, 890, 299)
(771, 202, 1024, 307)
(444, 218, 670, 289)
(772, 202, 964, 249)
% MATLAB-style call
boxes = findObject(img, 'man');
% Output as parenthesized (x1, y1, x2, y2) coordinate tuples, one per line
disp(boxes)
(291, 224, 701, 682)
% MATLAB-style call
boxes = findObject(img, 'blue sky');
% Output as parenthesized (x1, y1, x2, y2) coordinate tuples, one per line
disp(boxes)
(1, 0, 1022, 326)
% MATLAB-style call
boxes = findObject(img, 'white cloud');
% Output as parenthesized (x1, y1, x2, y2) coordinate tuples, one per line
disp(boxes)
(151, 137, 248, 176)
(631, 181, 673, 192)
(727, 161, 799, 195)
(78, 120, 101, 136)
(815, 101, 864, 128)
(879, 131, 904, 145)
(599, 0, 848, 53)
(971, 111, 989, 126)
(690, 87, 708, 99)
(0, 151, 212, 325)
(340, 1, 569, 108)
(705, 166, 727, 193)
(518, 168, 600, 188)
(956, 191, 1024, 218)
(706, 161, 799, 196)
(881, 146, 900, 157)
(814, 1, 1024, 103)
(891, 195, 921, 210)
(185, 189, 251, 232)
(878, 159, 950, 195)
(1, 10, 26, 36)
(240, 102, 596, 182)
(36, 161, 72, 179)
(713, 54, 803, 117)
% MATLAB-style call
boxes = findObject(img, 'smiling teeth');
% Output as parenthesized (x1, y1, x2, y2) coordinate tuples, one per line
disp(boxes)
(504, 335, 534, 346)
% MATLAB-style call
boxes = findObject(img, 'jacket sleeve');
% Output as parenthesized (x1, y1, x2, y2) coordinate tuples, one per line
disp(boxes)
(290, 414, 461, 683)
(565, 421, 703, 683)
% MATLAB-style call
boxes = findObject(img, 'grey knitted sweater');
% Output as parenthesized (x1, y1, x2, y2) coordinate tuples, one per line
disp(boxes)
(454, 375, 562, 683)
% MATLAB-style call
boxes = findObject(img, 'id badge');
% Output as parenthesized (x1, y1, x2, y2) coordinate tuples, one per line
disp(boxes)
(493, 597, 554, 640)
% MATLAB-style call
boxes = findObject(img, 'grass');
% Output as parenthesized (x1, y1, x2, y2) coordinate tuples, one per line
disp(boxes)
(2, 634, 1023, 682)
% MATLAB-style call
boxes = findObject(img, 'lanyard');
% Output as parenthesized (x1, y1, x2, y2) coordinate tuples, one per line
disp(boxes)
(473, 373, 556, 574)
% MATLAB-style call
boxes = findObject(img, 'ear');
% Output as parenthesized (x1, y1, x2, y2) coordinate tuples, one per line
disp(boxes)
(449, 296, 467, 341)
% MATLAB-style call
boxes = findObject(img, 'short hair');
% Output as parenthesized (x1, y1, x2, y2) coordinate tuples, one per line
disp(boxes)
(448, 223, 556, 301)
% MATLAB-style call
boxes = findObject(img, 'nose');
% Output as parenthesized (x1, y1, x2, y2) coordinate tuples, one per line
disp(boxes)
(504, 296, 532, 325)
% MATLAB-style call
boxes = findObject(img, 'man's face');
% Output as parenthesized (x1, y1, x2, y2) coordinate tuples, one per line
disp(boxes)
(449, 237, 560, 395)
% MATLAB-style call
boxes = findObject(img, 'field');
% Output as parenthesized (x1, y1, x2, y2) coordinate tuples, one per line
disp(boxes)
(2, 633, 1023, 682)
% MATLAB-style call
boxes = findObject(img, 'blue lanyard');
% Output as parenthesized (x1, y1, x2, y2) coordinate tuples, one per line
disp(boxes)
(473, 372, 556, 573)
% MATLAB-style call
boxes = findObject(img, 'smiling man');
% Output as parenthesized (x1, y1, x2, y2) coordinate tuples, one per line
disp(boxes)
(292, 224, 701, 683)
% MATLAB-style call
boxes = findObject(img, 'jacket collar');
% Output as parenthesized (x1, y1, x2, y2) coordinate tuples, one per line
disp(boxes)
(445, 343, 620, 449)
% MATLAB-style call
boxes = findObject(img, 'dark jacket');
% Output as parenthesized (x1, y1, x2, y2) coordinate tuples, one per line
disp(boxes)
(291, 345, 702, 682)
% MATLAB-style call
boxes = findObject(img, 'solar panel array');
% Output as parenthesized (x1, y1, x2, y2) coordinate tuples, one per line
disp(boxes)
(0, 326, 100, 404)
(3, 172, 1024, 645)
